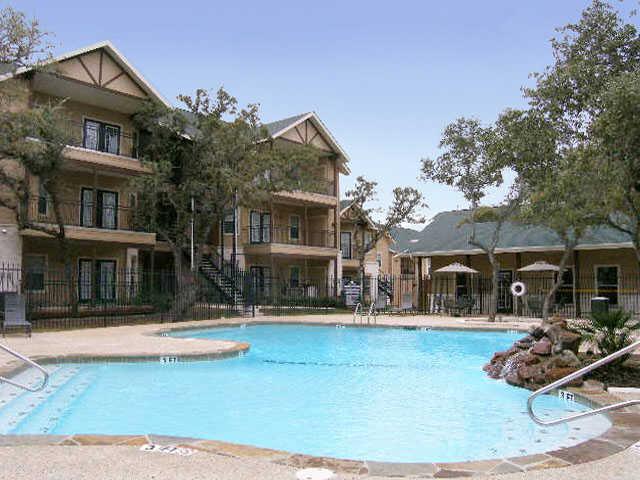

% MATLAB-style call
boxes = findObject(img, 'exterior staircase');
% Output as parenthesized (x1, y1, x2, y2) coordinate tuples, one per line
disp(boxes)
(378, 276, 393, 301)
(199, 254, 254, 317)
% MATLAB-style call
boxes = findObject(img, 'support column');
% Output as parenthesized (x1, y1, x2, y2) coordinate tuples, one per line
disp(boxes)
(92, 169, 98, 228)
(417, 256, 423, 311)
(574, 250, 581, 318)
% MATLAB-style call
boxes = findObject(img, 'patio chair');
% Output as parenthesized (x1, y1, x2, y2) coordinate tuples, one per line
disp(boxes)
(2, 294, 31, 337)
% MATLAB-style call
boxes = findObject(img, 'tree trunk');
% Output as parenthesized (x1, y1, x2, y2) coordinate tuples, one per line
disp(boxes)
(170, 244, 197, 320)
(542, 243, 575, 321)
(489, 262, 499, 322)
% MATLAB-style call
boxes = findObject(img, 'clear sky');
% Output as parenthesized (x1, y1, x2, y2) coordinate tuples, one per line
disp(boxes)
(13, 0, 639, 228)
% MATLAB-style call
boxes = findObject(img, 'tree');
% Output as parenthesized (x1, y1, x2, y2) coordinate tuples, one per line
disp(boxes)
(420, 117, 515, 321)
(0, 8, 80, 307)
(524, 0, 640, 138)
(344, 176, 424, 284)
(131, 88, 319, 312)
(518, 150, 600, 319)
(591, 71, 640, 266)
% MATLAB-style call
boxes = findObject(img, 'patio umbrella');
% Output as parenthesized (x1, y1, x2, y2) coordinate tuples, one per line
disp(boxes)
(517, 261, 560, 272)
(434, 262, 479, 274)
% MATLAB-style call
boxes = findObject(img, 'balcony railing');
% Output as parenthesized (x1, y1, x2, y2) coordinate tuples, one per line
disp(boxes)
(62, 119, 138, 159)
(27, 197, 144, 232)
(241, 226, 336, 248)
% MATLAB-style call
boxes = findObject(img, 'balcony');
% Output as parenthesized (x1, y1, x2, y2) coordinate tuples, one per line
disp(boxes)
(241, 226, 337, 257)
(55, 119, 150, 174)
(308, 178, 335, 197)
(23, 197, 155, 246)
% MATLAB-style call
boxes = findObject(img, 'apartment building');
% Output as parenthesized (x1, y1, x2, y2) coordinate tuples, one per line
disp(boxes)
(0, 41, 352, 303)
(210, 112, 350, 298)
(0, 41, 164, 302)
(339, 200, 393, 283)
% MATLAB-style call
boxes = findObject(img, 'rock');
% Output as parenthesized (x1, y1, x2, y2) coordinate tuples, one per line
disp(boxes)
(546, 367, 583, 386)
(517, 364, 541, 380)
(506, 372, 523, 387)
(531, 338, 552, 355)
(515, 336, 535, 348)
(519, 354, 540, 365)
(552, 350, 581, 369)
(553, 329, 582, 353)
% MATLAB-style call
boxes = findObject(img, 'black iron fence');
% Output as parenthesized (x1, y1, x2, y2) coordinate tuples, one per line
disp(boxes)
(3, 260, 635, 330)
(413, 273, 640, 318)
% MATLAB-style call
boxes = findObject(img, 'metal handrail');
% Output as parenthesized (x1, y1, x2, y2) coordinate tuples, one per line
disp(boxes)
(0, 344, 49, 392)
(353, 303, 362, 323)
(527, 339, 640, 426)
(367, 302, 376, 324)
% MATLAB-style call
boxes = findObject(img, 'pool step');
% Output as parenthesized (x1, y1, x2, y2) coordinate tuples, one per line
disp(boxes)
(0, 366, 81, 434)
(12, 367, 96, 434)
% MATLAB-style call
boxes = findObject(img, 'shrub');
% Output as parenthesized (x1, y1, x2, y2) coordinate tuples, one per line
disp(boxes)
(576, 309, 640, 362)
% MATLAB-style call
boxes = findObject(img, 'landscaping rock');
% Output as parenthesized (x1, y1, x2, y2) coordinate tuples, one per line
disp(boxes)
(531, 338, 552, 355)
(483, 317, 585, 391)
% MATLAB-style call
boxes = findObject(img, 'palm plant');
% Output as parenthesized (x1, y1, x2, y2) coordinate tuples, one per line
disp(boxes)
(577, 310, 640, 362)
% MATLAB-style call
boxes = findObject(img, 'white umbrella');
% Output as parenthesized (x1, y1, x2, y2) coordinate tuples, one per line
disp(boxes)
(517, 261, 560, 272)
(434, 262, 479, 274)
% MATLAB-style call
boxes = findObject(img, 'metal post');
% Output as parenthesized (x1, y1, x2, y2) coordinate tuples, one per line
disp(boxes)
(190, 197, 195, 271)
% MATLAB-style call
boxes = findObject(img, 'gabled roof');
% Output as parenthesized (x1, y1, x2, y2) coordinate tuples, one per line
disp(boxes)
(264, 111, 351, 174)
(339, 199, 353, 213)
(394, 209, 632, 256)
(264, 113, 309, 137)
(0, 40, 172, 108)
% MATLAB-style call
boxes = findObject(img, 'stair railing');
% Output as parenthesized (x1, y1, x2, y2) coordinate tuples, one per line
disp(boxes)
(527, 339, 640, 426)
(0, 343, 49, 392)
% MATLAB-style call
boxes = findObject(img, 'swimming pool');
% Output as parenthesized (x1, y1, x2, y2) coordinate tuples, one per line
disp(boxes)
(0, 324, 610, 463)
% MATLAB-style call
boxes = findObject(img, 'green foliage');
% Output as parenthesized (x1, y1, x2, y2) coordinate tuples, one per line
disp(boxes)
(421, 117, 502, 207)
(345, 176, 425, 262)
(0, 6, 55, 69)
(130, 88, 319, 270)
(577, 309, 640, 360)
(590, 71, 640, 256)
(524, 0, 640, 136)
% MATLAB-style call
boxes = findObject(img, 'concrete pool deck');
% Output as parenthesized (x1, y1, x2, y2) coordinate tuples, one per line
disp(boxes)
(0, 314, 639, 479)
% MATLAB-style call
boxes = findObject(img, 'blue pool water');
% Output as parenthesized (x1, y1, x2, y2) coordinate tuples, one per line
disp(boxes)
(0, 324, 610, 462)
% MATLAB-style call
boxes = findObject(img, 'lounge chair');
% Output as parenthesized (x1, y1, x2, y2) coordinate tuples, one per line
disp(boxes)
(2, 294, 31, 337)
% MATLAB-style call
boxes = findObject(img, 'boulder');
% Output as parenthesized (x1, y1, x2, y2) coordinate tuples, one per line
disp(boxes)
(531, 338, 552, 356)
(546, 367, 583, 386)
(518, 354, 540, 365)
(505, 372, 523, 387)
(552, 350, 581, 369)
(517, 364, 541, 380)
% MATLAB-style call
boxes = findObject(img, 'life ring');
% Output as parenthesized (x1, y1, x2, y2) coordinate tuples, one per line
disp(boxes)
(510, 281, 526, 297)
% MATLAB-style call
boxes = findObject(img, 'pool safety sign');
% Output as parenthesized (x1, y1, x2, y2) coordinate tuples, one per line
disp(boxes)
(140, 444, 197, 456)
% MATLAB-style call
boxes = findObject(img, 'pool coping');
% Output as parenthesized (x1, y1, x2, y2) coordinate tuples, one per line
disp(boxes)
(1, 319, 639, 478)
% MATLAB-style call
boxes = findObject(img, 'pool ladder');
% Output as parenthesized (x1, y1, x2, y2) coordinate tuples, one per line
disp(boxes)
(0, 343, 49, 392)
(527, 339, 640, 426)
(352, 302, 377, 324)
